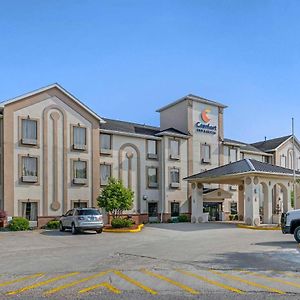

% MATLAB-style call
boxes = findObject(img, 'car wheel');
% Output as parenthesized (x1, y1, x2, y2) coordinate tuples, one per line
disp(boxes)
(71, 223, 77, 235)
(96, 228, 103, 234)
(59, 222, 65, 232)
(294, 226, 300, 243)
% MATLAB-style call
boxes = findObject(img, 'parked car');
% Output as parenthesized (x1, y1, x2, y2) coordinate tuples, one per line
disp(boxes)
(59, 208, 104, 234)
(281, 209, 300, 242)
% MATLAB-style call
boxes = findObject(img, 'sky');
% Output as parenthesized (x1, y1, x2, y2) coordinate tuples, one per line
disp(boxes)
(0, 0, 300, 143)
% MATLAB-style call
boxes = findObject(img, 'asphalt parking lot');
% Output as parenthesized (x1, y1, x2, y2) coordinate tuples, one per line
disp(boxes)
(1, 222, 300, 300)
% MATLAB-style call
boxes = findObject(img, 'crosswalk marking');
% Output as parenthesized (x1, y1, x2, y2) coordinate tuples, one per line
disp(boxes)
(0, 273, 44, 288)
(44, 270, 110, 295)
(113, 270, 157, 295)
(209, 270, 285, 294)
(141, 269, 199, 295)
(242, 271, 300, 289)
(6, 272, 80, 295)
(176, 269, 245, 294)
(78, 282, 121, 294)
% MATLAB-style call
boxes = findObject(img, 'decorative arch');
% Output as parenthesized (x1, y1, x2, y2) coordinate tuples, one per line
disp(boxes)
(118, 143, 141, 212)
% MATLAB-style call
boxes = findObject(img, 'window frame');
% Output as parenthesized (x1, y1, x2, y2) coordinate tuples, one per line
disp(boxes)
(18, 199, 40, 222)
(229, 147, 237, 163)
(146, 140, 158, 160)
(19, 154, 39, 184)
(201, 143, 211, 164)
(169, 167, 180, 189)
(19, 116, 40, 148)
(71, 200, 88, 209)
(71, 124, 88, 151)
(72, 159, 88, 185)
(100, 163, 112, 187)
(171, 202, 180, 218)
(169, 138, 180, 160)
(146, 166, 159, 189)
(100, 133, 112, 155)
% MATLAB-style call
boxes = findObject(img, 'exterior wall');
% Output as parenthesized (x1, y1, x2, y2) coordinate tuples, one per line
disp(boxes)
(0, 118, 3, 210)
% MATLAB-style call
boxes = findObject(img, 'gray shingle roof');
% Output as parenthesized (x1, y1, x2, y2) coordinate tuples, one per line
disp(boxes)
(101, 118, 188, 137)
(223, 138, 267, 154)
(251, 135, 292, 152)
(184, 158, 300, 181)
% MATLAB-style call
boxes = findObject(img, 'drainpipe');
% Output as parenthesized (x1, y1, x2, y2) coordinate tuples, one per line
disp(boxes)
(160, 137, 165, 223)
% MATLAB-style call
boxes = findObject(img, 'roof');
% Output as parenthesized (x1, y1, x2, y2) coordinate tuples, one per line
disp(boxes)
(184, 158, 300, 181)
(101, 118, 189, 137)
(0, 83, 105, 123)
(251, 135, 292, 152)
(223, 138, 268, 155)
(156, 94, 227, 112)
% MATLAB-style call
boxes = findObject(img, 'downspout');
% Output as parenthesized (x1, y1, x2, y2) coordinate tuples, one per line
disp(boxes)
(160, 137, 165, 222)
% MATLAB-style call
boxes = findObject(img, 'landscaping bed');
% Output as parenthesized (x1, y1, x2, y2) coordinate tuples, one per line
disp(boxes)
(103, 223, 144, 233)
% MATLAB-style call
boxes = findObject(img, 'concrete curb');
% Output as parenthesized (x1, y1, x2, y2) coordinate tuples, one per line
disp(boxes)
(237, 224, 281, 231)
(103, 224, 144, 233)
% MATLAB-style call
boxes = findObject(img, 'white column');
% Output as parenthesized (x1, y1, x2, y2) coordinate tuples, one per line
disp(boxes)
(238, 185, 244, 221)
(244, 176, 260, 226)
(191, 182, 205, 223)
(262, 182, 273, 224)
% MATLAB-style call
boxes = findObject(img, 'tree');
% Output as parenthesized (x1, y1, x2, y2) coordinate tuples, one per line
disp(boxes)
(97, 178, 134, 218)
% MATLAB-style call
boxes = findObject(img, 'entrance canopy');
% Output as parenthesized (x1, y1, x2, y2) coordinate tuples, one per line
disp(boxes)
(184, 159, 300, 225)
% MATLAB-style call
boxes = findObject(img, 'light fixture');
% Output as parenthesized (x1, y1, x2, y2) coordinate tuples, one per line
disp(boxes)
(143, 195, 148, 201)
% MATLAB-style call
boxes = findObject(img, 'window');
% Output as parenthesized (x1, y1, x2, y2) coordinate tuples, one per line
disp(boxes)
(280, 155, 287, 167)
(100, 134, 112, 154)
(147, 140, 158, 159)
(22, 202, 37, 221)
(73, 126, 86, 150)
(170, 139, 180, 160)
(170, 168, 180, 188)
(201, 144, 211, 163)
(230, 202, 237, 215)
(22, 119, 37, 145)
(22, 156, 38, 182)
(171, 202, 180, 217)
(147, 167, 158, 188)
(73, 160, 87, 184)
(100, 164, 111, 186)
(148, 203, 158, 218)
(73, 201, 88, 208)
(229, 148, 237, 163)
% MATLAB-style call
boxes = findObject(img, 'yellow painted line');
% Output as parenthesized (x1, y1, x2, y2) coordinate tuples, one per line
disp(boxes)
(0, 273, 44, 288)
(243, 271, 300, 289)
(209, 270, 285, 294)
(237, 224, 281, 230)
(103, 224, 144, 233)
(7, 272, 80, 295)
(44, 270, 109, 295)
(141, 269, 199, 295)
(176, 269, 244, 294)
(79, 282, 121, 294)
(113, 270, 157, 295)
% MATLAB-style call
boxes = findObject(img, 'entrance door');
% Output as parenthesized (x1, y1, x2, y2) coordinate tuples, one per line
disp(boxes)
(203, 202, 222, 221)
(148, 203, 158, 222)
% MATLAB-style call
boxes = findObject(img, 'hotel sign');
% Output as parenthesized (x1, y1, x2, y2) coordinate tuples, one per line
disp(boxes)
(195, 109, 217, 135)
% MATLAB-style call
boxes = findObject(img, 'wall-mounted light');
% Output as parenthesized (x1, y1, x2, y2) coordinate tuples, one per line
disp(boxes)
(143, 195, 148, 201)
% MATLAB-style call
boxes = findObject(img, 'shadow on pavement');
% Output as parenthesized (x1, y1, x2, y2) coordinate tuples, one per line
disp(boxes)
(254, 241, 297, 249)
(40, 230, 98, 236)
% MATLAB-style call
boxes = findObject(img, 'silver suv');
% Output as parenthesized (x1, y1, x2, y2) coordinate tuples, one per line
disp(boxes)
(59, 208, 104, 234)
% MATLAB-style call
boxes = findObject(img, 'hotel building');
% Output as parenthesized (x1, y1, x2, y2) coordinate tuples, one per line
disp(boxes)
(0, 83, 299, 226)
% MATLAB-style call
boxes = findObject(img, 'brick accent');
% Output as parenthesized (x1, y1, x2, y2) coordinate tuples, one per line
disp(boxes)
(37, 216, 60, 228)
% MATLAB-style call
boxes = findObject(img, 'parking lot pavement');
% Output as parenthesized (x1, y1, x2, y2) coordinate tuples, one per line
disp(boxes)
(1, 222, 300, 299)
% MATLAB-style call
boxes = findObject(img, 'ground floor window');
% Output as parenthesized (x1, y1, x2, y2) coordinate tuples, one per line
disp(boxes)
(73, 201, 88, 208)
(171, 202, 180, 217)
(22, 202, 37, 221)
(230, 202, 237, 215)
(148, 202, 158, 218)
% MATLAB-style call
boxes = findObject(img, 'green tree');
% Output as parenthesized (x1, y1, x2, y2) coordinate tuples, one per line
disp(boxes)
(97, 178, 134, 218)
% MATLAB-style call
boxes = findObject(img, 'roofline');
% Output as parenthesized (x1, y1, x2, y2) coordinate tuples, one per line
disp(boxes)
(156, 94, 227, 112)
(99, 128, 162, 140)
(155, 131, 189, 139)
(0, 83, 105, 123)
(240, 149, 272, 156)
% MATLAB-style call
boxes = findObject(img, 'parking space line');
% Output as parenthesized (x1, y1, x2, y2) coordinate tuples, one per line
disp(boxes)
(176, 269, 244, 294)
(0, 273, 45, 288)
(113, 270, 157, 295)
(209, 270, 285, 294)
(141, 269, 199, 295)
(6, 272, 80, 295)
(44, 270, 110, 295)
(242, 271, 300, 289)
(78, 282, 121, 294)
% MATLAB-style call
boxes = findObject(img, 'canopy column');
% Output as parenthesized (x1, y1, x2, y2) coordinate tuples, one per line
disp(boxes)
(238, 184, 244, 221)
(244, 176, 260, 226)
(262, 181, 272, 224)
(191, 182, 206, 223)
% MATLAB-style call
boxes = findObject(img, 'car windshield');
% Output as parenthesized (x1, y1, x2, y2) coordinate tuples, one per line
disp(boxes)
(77, 209, 100, 216)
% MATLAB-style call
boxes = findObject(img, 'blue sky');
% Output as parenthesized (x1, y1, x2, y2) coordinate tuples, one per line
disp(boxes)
(0, 0, 299, 143)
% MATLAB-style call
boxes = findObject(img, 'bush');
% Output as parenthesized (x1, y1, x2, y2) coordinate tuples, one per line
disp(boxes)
(234, 214, 239, 221)
(111, 218, 134, 228)
(46, 220, 60, 229)
(178, 215, 189, 222)
(167, 218, 173, 223)
(229, 215, 234, 221)
(9, 217, 29, 231)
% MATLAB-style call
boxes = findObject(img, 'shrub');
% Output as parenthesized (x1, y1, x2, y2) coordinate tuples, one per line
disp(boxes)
(111, 217, 133, 228)
(167, 218, 173, 223)
(9, 217, 29, 231)
(234, 214, 239, 221)
(229, 215, 234, 221)
(46, 220, 60, 229)
(178, 215, 189, 222)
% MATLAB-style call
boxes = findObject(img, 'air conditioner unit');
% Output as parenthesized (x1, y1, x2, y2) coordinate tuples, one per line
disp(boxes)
(230, 185, 237, 191)
(73, 144, 87, 151)
(73, 178, 88, 185)
(22, 176, 38, 183)
(170, 154, 180, 160)
(202, 158, 211, 164)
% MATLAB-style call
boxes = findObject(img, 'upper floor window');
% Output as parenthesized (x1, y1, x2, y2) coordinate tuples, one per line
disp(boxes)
(73, 160, 87, 185)
(100, 164, 111, 186)
(147, 140, 158, 159)
(201, 144, 211, 164)
(280, 155, 287, 167)
(73, 126, 87, 150)
(22, 119, 37, 145)
(170, 168, 180, 188)
(22, 156, 38, 183)
(170, 139, 180, 160)
(100, 134, 112, 155)
(229, 148, 237, 163)
(147, 167, 158, 188)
